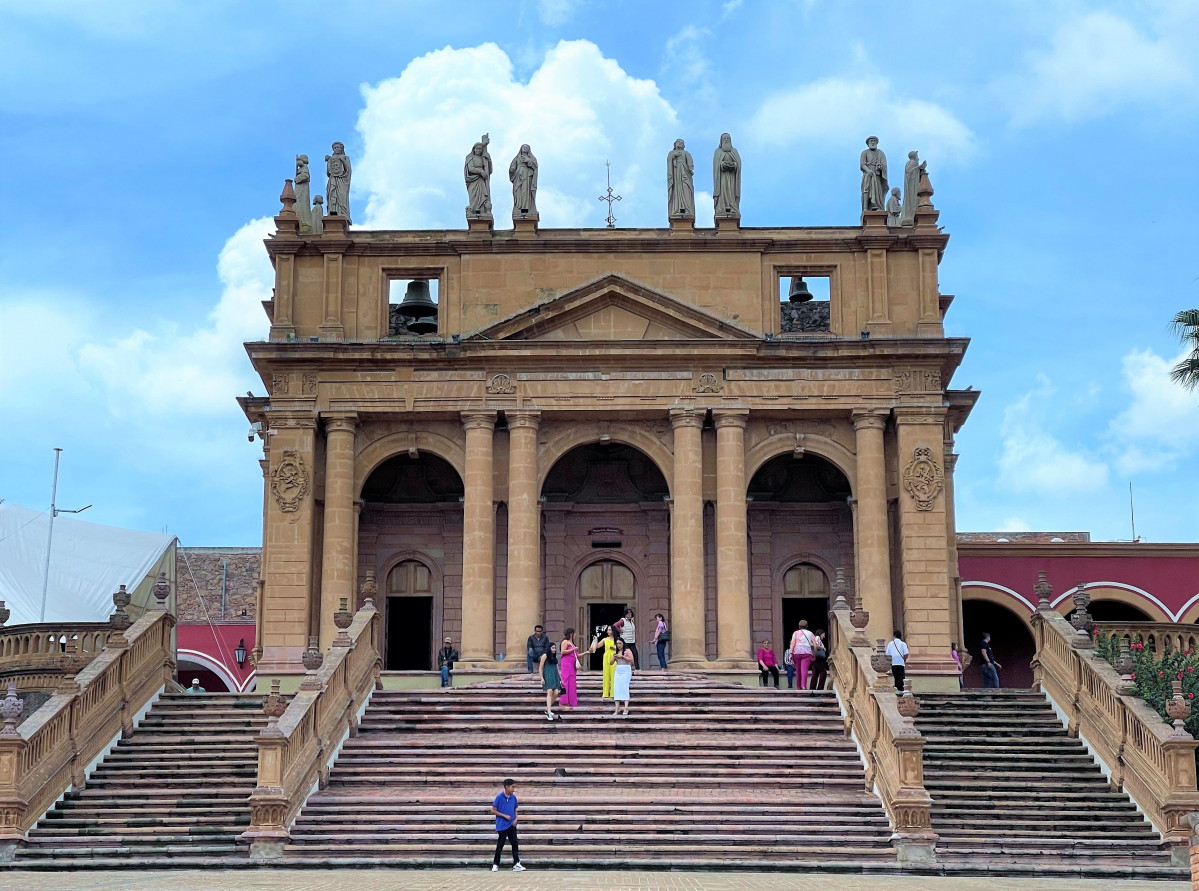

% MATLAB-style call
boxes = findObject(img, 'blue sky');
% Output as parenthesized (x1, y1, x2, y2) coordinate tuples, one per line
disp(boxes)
(2, 0, 1197, 546)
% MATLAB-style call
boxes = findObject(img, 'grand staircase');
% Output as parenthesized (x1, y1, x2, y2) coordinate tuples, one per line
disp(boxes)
(917, 690, 1183, 880)
(281, 672, 896, 869)
(14, 692, 267, 868)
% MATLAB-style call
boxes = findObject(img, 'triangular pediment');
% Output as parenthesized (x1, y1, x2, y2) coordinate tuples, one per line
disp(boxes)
(469, 274, 759, 342)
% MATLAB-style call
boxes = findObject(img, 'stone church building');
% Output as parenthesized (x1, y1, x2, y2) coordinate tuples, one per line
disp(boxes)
(242, 189, 974, 691)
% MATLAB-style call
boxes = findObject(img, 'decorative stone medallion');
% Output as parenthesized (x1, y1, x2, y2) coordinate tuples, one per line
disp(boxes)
(902, 446, 944, 511)
(271, 449, 310, 513)
(695, 372, 723, 394)
(486, 373, 515, 395)
(895, 368, 942, 394)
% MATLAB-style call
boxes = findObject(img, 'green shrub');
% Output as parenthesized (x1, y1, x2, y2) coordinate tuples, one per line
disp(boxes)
(1096, 632, 1199, 738)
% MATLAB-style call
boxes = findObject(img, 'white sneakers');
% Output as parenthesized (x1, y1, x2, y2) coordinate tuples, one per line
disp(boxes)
(512, 863, 526, 871)
(491, 865, 498, 871)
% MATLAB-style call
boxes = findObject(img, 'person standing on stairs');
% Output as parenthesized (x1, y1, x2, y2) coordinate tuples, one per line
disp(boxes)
(756, 641, 780, 688)
(559, 628, 581, 711)
(784, 647, 795, 688)
(979, 632, 1002, 688)
(538, 642, 564, 721)
(951, 642, 965, 690)
(886, 630, 909, 692)
(790, 620, 819, 691)
(491, 778, 525, 872)
(612, 609, 639, 670)
(527, 625, 551, 674)
(652, 612, 669, 670)
(809, 629, 830, 691)
(611, 637, 634, 716)
(185, 678, 206, 694)
(437, 637, 459, 688)
(594, 625, 617, 702)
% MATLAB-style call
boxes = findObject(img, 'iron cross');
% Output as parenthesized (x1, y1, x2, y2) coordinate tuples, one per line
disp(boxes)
(597, 160, 622, 228)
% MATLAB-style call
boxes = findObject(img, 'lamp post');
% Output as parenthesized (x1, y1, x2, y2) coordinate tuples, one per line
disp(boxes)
(235, 639, 247, 669)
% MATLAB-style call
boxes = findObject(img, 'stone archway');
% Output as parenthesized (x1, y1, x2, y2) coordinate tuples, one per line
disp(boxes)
(962, 598, 1036, 689)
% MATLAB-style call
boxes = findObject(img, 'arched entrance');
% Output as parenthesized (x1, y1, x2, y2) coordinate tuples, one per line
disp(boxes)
(541, 442, 668, 666)
(962, 599, 1035, 689)
(746, 452, 853, 653)
(359, 451, 463, 672)
(1087, 600, 1151, 622)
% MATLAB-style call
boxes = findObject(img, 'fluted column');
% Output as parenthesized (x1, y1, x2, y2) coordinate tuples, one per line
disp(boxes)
(460, 411, 497, 663)
(852, 409, 893, 640)
(319, 413, 357, 651)
(669, 407, 706, 666)
(714, 409, 751, 663)
(504, 410, 541, 664)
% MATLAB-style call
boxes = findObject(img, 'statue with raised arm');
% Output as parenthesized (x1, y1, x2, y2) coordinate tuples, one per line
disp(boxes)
(325, 142, 352, 222)
(667, 138, 695, 220)
(509, 144, 539, 217)
(464, 134, 493, 219)
(712, 132, 741, 218)
(886, 187, 901, 226)
(860, 136, 888, 213)
(295, 155, 312, 232)
(900, 150, 926, 227)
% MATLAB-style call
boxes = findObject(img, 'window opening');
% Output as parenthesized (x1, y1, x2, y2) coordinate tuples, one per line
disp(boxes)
(389, 278, 440, 336)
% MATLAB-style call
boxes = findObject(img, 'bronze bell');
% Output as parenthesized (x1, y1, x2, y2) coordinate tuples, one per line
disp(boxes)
(405, 315, 438, 335)
(397, 279, 437, 318)
(787, 276, 813, 303)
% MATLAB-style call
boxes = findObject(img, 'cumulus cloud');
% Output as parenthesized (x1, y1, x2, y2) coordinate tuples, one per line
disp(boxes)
(1107, 348, 1199, 474)
(661, 26, 715, 103)
(536, 0, 582, 26)
(1006, 10, 1196, 126)
(356, 41, 679, 230)
(998, 377, 1109, 495)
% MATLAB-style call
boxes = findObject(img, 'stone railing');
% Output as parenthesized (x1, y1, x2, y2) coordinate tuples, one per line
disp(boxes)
(0, 618, 113, 693)
(0, 601, 176, 860)
(241, 596, 382, 858)
(1095, 622, 1199, 656)
(1033, 602, 1199, 861)
(828, 597, 936, 862)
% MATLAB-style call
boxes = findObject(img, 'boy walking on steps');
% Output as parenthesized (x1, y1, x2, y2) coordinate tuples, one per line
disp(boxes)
(491, 778, 525, 871)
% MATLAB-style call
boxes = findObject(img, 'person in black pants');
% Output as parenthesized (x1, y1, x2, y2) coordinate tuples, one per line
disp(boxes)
(491, 779, 525, 872)
(756, 641, 780, 688)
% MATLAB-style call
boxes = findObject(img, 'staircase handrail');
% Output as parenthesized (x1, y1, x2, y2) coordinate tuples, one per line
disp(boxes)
(0, 621, 113, 681)
(241, 600, 382, 858)
(1033, 606, 1199, 854)
(827, 604, 936, 861)
(0, 608, 176, 859)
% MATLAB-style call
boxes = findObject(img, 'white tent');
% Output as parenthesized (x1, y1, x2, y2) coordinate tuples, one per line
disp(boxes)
(0, 504, 176, 626)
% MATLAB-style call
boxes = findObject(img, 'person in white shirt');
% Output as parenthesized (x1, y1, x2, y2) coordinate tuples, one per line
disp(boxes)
(885, 630, 909, 691)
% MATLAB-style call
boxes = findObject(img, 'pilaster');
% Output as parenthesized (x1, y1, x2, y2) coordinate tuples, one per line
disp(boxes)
(504, 410, 542, 664)
(669, 406, 706, 666)
(852, 409, 894, 641)
(714, 409, 752, 664)
(318, 414, 357, 650)
(460, 411, 497, 664)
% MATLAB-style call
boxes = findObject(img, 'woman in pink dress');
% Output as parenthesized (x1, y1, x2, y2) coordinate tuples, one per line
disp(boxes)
(559, 628, 581, 710)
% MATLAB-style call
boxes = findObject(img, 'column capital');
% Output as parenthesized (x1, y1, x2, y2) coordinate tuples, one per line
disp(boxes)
(669, 406, 704, 429)
(507, 409, 541, 430)
(713, 408, 749, 429)
(323, 413, 358, 435)
(461, 410, 498, 431)
(892, 405, 947, 425)
(851, 408, 889, 431)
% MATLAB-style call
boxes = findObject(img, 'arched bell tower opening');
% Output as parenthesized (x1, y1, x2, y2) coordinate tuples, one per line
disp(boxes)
(746, 452, 853, 653)
(539, 442, 669, 667)
(358, 452, 464, 671)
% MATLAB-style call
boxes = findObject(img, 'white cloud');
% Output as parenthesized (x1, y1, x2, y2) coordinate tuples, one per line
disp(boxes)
(1107, 348, 1199, 474)
(748, 75, 976, 164)
(1000, 517, 1034, 533)
(720, 0, 743, 19)
(1006, 10, 1196, 126)
(998, 377, 1109, 495)
(536, 0, 581, 26)
(662, 26, 714, 102)
(355, 41, 679, 230)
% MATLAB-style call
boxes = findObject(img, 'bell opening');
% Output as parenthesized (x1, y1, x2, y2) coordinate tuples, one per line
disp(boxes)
(389, 277, 440, 336)
(777, 274, 830, 304)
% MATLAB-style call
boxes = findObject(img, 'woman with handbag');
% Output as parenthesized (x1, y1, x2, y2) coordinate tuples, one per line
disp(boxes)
(537, 643, 564, 722)
(809, 629, 829, 690)
(652, 613, 669, 670)
(790, 620, 819, 692)
(559, 628, 582, 711)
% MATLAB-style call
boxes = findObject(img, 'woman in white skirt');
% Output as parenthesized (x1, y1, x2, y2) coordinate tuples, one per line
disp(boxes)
(610, 638, 634, 717)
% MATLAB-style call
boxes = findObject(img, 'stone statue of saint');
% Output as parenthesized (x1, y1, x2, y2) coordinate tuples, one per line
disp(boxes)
(712, 132, 741, 218)
(860, 136, 888, 213)
(886, 187, 901, 227)
(311, 195, 324, 235)
(325, 142, 352, 222)
(509, 144, 538, 217)
(667, 138, 695, 220)
(900, 150, 926, 227)
(464, 134, 493, 218)
(295, 155, 312, 232)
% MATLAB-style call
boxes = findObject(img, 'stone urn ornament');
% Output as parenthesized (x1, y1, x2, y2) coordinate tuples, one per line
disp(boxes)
(262, 678, 286, 728)
(1069, 581, 1094, 649)
(1167, 680, 1193, 738)
(1113, 637, 1135, 684)
(849, 595, 871, 648)
(896, 679, 921, 734)
(1034, 570, 1053, 611)
(0, 600, 9, 627)
(300, 636, 324, 691)
(152, 571, 171, 610)
(333, 597, 354, 647)
(0, 682, 24, 737)
(871, 639, 892, 689)
(109, 584, 132, 632)
(360, 570, 379, 611)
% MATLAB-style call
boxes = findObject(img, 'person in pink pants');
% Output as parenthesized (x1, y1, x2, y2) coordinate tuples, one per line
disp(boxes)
(559, 628, 581, 709)
(790, 620, 819, 691)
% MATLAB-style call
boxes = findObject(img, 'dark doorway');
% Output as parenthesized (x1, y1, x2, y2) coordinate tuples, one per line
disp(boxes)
(1087, 600, 1151, 622)
(782, 597, 830, 649)
(587, 602, 627, 670)
(386, 596, 433, 670)
(962, 600, 1035, 689)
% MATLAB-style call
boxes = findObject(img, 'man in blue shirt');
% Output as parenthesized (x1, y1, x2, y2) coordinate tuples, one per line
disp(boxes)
(980, 632, 1002, 688)
(491, 778, 524, 871)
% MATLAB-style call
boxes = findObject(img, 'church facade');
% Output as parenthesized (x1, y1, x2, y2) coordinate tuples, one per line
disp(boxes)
(242, 185, 974, 691)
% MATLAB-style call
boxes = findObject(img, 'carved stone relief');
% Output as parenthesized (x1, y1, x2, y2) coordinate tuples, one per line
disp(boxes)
(486, 373, 516, 395)
(272, 373, 290, 395)
(695, 372, 723, 394)
(895, 368, 942, 394)
(902, 446, 944, 511)
(301, 373, 317, 395)
(271, 450, 310, 513)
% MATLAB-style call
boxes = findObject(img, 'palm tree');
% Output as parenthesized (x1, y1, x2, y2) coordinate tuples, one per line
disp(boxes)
(1170, 309, 1199, 390)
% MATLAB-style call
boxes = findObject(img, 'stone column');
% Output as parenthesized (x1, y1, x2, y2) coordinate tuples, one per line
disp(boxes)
(669, 407, 706, 666)
(318, 414, 357, 651)
(504, 410, 541, 665)
(852, 409, 893, 641)
(460, 411, 497, 664)
(714, 409, 751, 664)
(893, 406, 960, 689)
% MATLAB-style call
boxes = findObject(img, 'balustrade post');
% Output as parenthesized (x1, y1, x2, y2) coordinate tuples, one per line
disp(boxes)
(243, 679, 290, 859)
(0, 683, 27, 861)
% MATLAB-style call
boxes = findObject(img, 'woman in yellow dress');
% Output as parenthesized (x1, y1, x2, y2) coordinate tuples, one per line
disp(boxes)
(592, 626, 617, 701)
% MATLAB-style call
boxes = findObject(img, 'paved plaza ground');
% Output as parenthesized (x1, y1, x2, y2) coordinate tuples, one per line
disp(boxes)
(2, 870, 1188, 890)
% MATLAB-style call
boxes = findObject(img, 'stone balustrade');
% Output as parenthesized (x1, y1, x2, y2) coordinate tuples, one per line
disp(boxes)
(241, 596, 382, 858)
(1033, 605, 1199, 862)
(1096, 621, 1199, 656)
(827, 598, 936, 862)
(0, 621, 112, 696)
(0, 604, 176, 860)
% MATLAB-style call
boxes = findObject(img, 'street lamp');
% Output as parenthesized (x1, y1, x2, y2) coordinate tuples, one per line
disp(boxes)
(234, 639, 247, 668)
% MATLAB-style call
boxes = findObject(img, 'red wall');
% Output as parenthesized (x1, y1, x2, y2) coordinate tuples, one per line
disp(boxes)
(177, 623, 256, 692)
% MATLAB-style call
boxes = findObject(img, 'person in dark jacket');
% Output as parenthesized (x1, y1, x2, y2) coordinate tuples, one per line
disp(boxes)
(526, 624, 551, 673)
(438, 637, 459, 687)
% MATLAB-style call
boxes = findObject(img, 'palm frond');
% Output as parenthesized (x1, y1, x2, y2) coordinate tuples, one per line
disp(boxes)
(1170, 351, 1199, 391)
(1170, 309, 1199, 339)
